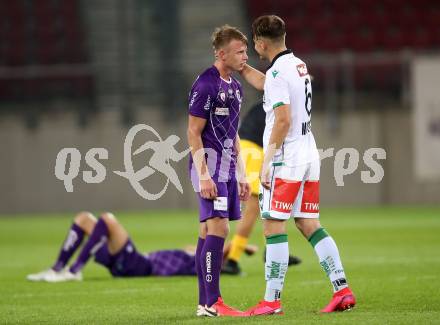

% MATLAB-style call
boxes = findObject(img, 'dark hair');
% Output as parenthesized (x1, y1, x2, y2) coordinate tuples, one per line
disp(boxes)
(252, 15, 286, 42)
(212, 25, 248, 50)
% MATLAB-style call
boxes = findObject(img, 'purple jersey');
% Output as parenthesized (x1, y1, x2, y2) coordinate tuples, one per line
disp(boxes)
(188, 66, 243, 181)
(94, 240, 196, 277)
(148, 250, 196, 276)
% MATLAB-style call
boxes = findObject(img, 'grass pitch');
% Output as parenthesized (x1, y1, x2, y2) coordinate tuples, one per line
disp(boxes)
(0, 206, 439, 324)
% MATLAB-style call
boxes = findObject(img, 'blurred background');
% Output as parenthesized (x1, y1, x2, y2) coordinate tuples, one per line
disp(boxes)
(0, 0, 439, 214)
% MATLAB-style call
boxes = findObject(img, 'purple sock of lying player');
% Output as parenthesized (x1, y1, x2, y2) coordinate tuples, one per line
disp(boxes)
(200, 235, 224, 307)
(52, 223, 85, 272)
(69, 218, 108, 274)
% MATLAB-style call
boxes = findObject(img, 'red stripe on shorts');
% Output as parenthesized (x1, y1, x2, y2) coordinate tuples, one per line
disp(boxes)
(301, 181, 320, 213)
(271, 178, 302, 213)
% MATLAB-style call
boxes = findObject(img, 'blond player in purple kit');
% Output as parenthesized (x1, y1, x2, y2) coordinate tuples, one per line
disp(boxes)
(187, 25, 251, 317)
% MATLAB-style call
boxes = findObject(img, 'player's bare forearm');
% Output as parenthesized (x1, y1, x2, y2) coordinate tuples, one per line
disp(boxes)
(187, 135, 207, 177)
(187, 115, 210, 180)
(263, 105, 291, 168)
(260, 105, 290, 188)
(240, 64, 265, 91)
(235, 135, 246, 182)
(187, 116, 218, 199)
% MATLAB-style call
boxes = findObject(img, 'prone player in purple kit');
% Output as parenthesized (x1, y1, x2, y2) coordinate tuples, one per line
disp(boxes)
(187, 25, 251, 317)
(27, 211, 196, 282)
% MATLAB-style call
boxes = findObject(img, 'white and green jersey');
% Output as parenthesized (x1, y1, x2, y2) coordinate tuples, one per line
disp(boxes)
(263, 50, 320, 167)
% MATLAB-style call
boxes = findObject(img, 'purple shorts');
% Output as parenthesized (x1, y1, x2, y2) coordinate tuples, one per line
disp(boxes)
(197, 178, 241, 223)
(94, 239, 152, 277)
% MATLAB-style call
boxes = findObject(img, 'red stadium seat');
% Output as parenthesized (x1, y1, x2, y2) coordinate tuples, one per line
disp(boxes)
(0, 0, 93, 101)
(246, 0, 437, 52)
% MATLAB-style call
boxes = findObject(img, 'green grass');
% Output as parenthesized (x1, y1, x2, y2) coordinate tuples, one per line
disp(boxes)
(0, 207, 440, 324)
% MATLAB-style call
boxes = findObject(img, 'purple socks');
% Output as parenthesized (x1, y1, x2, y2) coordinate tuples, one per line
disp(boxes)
(200, 235, 225, 307)
(52, 223, 85, 272)
(70, 218, 109, 274)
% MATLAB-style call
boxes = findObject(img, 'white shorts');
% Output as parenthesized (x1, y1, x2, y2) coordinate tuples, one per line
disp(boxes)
(260, 159, 320, 220)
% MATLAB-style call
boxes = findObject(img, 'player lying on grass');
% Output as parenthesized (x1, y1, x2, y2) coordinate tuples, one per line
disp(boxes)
(27, 211, 197, 282)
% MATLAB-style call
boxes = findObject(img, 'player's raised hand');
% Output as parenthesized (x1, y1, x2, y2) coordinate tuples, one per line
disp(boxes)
(200, 178, 218, 200)
(238, 181, 251, 201)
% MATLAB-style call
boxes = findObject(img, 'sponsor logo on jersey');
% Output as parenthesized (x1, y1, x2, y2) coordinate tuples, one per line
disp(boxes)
(235, 89, 241, 102)
(296, 64, 308, 77)
(272, 70, 279, 78)
(214, 107, 229, 116)
(203, 95, 211, 110)
(189, 91, 198, 107)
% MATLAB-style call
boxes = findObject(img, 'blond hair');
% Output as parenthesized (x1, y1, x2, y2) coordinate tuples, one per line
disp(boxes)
(211, 25, 248, 50)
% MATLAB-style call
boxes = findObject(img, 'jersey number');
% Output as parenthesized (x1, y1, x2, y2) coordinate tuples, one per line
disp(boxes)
(305, 78, 312, 116)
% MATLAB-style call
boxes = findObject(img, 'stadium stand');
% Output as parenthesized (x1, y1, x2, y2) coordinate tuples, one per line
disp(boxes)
(0, 0, 93, 101)
(246, 0, 439, 93)
(247, 0, 439, 52)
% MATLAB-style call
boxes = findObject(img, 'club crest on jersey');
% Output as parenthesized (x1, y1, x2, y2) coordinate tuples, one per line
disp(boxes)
(235, 90, 242, 102)
(219, 91, 226, 102)
(227, 88, 234, 99)
(272, 70, 279, 78)
(296, 64, 308, 77)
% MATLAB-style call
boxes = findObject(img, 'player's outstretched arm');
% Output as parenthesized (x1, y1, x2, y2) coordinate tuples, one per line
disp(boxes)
(240, 64, 265, 91)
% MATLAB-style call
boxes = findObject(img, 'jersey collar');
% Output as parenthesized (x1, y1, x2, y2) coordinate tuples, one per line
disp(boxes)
(267, 49, 292, 70)
(212, 65, 232, 83)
